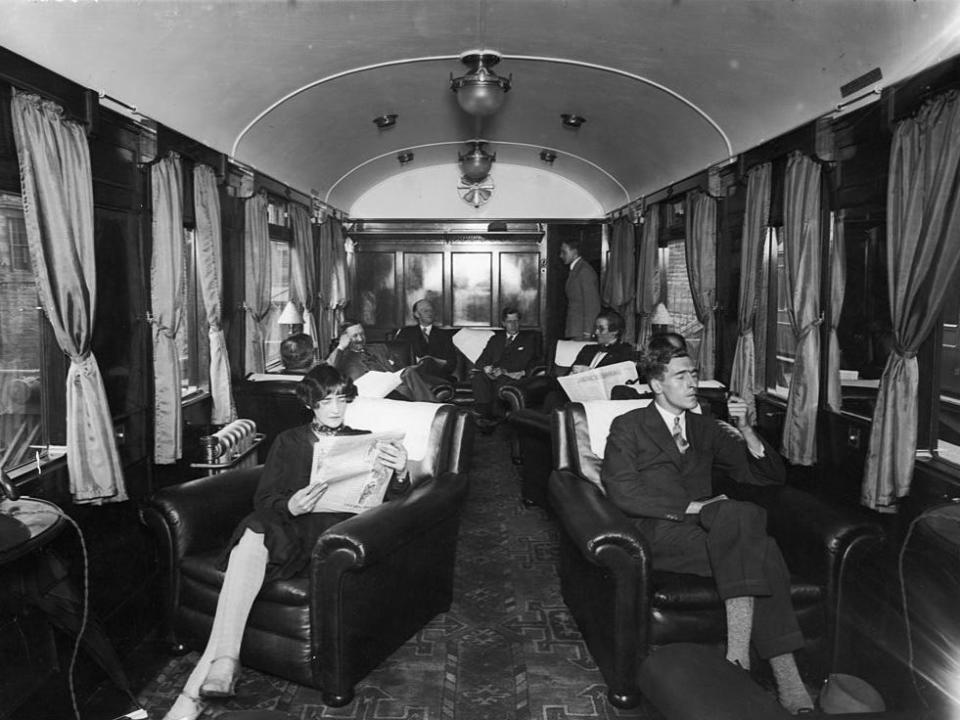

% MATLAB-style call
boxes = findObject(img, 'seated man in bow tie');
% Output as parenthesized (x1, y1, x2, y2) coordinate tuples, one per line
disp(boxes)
(327, 319, 437, 402)
(600, 334, 814, 715)
(471, 306, 539, 428)
(394, 298, 458, 385)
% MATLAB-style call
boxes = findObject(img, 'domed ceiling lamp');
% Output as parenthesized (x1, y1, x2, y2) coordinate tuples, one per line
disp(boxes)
(450, 51, 512, 117)
(459, 141, 496, 183)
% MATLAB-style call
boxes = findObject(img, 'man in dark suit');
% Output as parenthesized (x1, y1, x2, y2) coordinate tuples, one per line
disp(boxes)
(394, 298, 458, 384)
(327, 320, 437, 402)
(600, 335, 814, 715)
(542, 310, 637, 412)
(471, 306, 539, 429)
(561, 238, 601, 340)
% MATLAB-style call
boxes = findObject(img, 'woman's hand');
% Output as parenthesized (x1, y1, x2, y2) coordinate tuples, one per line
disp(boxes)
(375, 440, 408, 474)
(287, 482, 329, 516)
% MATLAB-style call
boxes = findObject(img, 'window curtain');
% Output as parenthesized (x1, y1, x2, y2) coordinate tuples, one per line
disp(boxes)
(862, 90, 960, 510)
(635, 207, 659, 347)
(780, 152, 822, 465)
(729, 163, 771, 426)
(289, 202, 319, 360)
(150, 153, 184, 464)
(602, 216, 637, 344)
(684, 190, 717, 380)
(243, 191, 271, 374)
(11, 90, 127, 502)
(317, 216, 349, 354)
(826, 214, 846, 412)
(193, 163, 235, 425)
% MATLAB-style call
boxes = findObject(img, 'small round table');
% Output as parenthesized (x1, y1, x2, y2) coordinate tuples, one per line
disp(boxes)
(0, 497, 65, 565)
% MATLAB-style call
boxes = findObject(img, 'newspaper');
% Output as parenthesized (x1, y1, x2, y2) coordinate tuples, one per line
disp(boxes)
(309, 430, 406, 513)
(557, 360, 639, 402)
(354, 370, 403, 398)
(452, 328, 495, 364)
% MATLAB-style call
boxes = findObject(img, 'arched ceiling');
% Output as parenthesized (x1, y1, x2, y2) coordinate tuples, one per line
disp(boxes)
(3, 1, 960, 217)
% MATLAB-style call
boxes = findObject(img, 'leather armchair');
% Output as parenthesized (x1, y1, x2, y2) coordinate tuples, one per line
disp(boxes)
(547, 402, 884, 708)
(142, 403, 473, 707)
(233, 378, 311, 461)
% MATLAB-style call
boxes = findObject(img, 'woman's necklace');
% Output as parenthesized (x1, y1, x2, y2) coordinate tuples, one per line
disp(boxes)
(311, 421, 343, 436)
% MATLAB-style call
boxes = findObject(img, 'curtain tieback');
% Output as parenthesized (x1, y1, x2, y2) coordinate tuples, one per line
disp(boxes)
(70, 353, 99, 379)
(894, 346, 918, 360)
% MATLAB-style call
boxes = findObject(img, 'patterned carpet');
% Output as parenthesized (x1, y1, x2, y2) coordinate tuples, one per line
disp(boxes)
(137, 427, 664, 720)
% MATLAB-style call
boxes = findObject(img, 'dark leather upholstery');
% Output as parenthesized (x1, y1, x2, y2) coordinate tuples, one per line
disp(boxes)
(547, 403, 884, 709)
(142, 404, 473, 707)
(233, 379, 311, 461)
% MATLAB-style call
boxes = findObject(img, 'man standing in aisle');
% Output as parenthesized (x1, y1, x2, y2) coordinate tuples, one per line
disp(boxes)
(561, 237, 601, 340)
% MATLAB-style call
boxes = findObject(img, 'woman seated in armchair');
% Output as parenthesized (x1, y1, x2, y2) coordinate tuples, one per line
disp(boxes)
(163, 365, 411, 720)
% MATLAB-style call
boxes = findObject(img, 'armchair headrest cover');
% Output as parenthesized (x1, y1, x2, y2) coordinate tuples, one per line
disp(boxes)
(345, 397, 442, 461)
(582, 399, 652, 457)
(554, 340, 593, 367)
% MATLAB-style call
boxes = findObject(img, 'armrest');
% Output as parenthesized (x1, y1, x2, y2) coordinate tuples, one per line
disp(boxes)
(548, 469, 651, 570)
(144, 467, 260, 560)
(313, 471, 468, 569)
(742, 484, 884, 592)
(498, 374, 554, 413)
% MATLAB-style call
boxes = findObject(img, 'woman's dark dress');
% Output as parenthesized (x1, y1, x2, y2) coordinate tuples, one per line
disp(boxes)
(219, 423, 407, 581)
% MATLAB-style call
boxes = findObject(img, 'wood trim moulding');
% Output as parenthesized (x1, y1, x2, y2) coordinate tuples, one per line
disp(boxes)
(156, 125, 227, 181)
(0, 46, 97, 133)
(253, 171, 312, 209)
(643, 170, 709, 209)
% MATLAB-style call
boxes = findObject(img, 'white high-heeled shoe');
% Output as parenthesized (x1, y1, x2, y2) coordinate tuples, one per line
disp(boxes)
(199, 655, 240, 698)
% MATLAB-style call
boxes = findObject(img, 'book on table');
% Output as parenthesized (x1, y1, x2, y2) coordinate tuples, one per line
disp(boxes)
(310, 430, 406, 513)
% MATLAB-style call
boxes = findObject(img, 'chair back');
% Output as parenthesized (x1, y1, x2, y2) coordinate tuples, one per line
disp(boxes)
(552, 399, 651, 488)
(233, 377, 311, 460)
(551, 339, 592, 374)
(345, 398, 464, 483)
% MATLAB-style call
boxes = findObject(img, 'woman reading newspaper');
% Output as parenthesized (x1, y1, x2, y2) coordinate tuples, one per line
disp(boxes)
(163, 365, 410, 720)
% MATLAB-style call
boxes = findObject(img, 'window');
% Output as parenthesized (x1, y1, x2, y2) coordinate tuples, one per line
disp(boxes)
(0, 192, 47, 472)
(264, 239, 291, 369)
(938, 270, 960, 465)
(177, 228, 210, 398)
(663, 237, 702, 345)
(760, 226, 796, 398)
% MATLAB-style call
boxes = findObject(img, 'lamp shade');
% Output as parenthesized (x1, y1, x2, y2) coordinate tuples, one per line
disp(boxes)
(278, 301, 304, 326)
(650, 303, 673, 326)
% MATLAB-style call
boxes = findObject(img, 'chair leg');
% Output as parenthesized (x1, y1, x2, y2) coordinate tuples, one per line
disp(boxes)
(322, 689, 355, 707)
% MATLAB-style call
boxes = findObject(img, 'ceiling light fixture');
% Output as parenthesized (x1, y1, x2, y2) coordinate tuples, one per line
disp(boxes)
(561, 113, 586, 128)
(397, 150, 414, 165)
(372, 114, 398, 129)
(450, 51, 512, 117)
(459, 141, 496, 183)
(539, 149, 557, 165)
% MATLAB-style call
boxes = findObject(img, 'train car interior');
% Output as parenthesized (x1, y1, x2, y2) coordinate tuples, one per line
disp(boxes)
(2, 2, 960, 719)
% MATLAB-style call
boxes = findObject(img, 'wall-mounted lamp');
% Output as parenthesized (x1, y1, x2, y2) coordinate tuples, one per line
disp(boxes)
(397, 150, 414, 165)
(561, 113, 586, 128)
(539, 149, 557, 165)
(372, 114, 398, 129)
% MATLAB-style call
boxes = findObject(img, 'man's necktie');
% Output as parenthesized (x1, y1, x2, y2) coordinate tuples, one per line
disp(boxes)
(672, 416, 689, 454)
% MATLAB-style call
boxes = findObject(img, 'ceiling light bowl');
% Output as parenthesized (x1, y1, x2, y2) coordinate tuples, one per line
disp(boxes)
(459, 141, 496, 183)
(451, 51, 511, 117)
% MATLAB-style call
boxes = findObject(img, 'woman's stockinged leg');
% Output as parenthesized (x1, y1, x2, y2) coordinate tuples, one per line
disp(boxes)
(162, 529, 269, 720)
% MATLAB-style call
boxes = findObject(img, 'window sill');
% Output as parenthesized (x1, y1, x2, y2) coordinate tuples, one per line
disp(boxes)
(181, 389, 211, 408)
